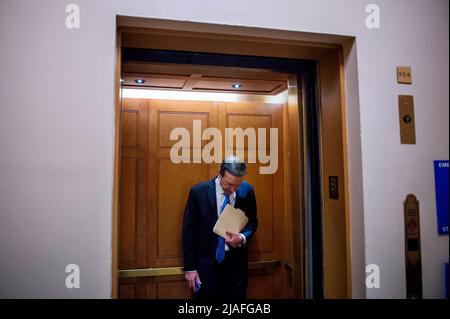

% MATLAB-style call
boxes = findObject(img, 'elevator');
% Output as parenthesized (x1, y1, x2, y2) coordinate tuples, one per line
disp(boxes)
(112, 21, 351, 299)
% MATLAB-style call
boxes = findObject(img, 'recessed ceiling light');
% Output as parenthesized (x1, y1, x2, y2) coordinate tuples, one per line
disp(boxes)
(232, 83, 242, 89)
(135, 79, 146, 84)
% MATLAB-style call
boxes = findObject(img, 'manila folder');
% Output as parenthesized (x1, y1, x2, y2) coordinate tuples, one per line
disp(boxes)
(213, 204, 249, 239)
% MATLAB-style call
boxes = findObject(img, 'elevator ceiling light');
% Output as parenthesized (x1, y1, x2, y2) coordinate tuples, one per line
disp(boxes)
(135, 79, 146, 84)
(122, 88, 288, 103)
(232, 83, 242, 89)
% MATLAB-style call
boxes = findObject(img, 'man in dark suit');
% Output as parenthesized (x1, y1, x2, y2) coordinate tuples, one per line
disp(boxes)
(182, 156, 258, 299)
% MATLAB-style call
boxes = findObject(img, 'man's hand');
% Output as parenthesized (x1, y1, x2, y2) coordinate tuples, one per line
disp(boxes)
(225, 231, 244, 248)
(185, 271, 201, 292)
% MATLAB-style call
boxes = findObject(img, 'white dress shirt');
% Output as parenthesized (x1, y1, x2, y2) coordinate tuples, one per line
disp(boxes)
(215, 176, 246, 250)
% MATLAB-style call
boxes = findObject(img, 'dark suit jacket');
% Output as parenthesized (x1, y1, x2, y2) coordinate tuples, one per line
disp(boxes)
(182, 177, 258, 278)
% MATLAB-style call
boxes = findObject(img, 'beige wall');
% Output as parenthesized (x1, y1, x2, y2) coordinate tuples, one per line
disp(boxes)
(0, 0, 448, 298)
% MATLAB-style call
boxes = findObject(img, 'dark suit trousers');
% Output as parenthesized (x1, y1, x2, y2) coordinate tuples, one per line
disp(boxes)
(195, 250, 247, 300)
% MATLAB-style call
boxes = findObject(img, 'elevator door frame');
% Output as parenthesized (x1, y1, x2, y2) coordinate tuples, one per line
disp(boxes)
(112, 18, 352, 299)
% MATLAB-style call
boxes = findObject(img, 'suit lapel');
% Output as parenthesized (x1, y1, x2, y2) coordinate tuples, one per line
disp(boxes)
(207, 177, 217, 218)
(235, 183, 244, 209)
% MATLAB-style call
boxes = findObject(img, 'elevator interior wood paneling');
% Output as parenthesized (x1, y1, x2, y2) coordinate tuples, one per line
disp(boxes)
(118, 96, 294, 298)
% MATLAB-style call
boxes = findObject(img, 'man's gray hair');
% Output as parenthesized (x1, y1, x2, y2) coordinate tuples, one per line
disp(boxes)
(219, 156, 247, 177)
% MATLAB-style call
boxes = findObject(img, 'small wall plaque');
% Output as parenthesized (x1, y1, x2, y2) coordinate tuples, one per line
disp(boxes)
(397, 66, 412, 84)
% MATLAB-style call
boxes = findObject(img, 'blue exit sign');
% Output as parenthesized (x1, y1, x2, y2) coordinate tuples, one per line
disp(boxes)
(434, 160, 449, 235)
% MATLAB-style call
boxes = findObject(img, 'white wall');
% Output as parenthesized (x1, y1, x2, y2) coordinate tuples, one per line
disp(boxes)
(0, 0, 448, 298)
(0, 0, 117, 298)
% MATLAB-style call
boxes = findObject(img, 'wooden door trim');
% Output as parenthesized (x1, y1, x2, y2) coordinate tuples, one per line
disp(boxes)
(339, 48, 353, 299)
(111, 25, 121, 299)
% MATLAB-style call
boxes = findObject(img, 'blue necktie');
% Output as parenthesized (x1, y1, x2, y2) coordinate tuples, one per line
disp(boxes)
(216, 193, 230, 263)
